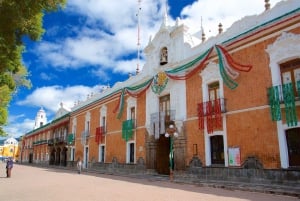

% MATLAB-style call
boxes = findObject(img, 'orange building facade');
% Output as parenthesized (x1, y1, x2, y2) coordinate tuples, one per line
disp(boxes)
(21, 0, 300, 182)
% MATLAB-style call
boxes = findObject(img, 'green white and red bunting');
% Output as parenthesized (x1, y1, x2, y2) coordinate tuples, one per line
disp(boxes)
(113, 79, 153, 119)
(114, 45, 253, 118)
(165, 47, 213, 80)
(215, 45, 252, 89)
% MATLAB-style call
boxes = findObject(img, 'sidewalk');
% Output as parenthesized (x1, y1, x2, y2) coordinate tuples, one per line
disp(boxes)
(1, 163, 299, 201)
(29, 163, 300, 198)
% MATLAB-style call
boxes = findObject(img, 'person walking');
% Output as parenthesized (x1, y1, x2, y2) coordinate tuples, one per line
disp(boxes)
(77, 158, 82, 174)
(6, 157, 13, 178)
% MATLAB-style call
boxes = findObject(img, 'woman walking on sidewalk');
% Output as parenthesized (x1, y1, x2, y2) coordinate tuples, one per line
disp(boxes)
(77, 158, 82, 174)
(6, 157, 13, 178)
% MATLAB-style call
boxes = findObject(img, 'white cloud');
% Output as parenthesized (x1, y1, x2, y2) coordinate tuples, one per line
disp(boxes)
(4, 115, 35, 138)
(34, 0, 167, 74)
(179, 0, 283, 37)
(34, 0, 283, 76)
(17, 85, 104, 113)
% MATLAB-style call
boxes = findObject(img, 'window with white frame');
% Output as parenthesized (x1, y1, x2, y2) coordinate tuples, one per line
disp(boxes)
(127, 141, 135, 163)
(99, 145, 105, 163)
(280, 59, 300, 97)
(85, 112, 91, 136)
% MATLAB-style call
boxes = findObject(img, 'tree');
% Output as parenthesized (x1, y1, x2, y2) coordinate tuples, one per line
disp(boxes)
(0, 0, 66, 136)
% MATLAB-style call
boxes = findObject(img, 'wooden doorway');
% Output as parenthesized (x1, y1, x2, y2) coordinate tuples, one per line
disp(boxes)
(156, 135, 170, 175)
(286, 128, 300, 167)
(210, 135, 225, 165)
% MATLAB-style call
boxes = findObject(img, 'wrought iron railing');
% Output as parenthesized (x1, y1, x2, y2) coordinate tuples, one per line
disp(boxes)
(150, 110, 176, 138)
(47, 136, 67, 146)
(197, 98, 226, 116)
(267, 82, 300, 104)
(267, 82, 299, 126)
(33, 140, 48, 146)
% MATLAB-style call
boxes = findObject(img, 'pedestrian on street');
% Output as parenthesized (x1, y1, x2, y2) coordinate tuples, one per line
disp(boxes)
(6, 157, 13, 178)
(77, 158, 82, 174)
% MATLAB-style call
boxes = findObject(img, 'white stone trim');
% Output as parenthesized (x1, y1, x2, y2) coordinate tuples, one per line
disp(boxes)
(266, 32, 300, 168)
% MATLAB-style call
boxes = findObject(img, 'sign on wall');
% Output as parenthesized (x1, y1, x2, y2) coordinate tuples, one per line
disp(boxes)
(228, 147, 241, 166)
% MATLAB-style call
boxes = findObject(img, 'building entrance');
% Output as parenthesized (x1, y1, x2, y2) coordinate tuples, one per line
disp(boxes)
(156, 134, 170, 175)
(210, 135, 224, 165)
(286, 127, 300, 167)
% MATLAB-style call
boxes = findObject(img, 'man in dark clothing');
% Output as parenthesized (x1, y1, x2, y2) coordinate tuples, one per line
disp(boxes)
(6, 158, 13, 178)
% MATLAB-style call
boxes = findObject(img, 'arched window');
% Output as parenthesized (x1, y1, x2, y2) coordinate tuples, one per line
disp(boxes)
(280, 58, 300, 97)
(160, 47, 168, 65)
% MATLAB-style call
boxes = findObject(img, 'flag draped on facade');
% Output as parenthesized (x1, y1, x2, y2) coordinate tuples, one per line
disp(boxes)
(268, 86, 282, 121)
(95, 126, 105, 144)
(165, 47, 213, 80)
(122, 119, 134, 141)
(114, 45, 253, 119)
(215, 45, 252, 89)
(198, 99, 224, 134)
(67, 133, 74, 145)
(114, 79, 153, 119)
(283, 83, 298, 126)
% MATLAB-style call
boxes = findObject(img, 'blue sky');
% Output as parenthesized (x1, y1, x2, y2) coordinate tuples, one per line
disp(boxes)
(3, 0, 282, 138)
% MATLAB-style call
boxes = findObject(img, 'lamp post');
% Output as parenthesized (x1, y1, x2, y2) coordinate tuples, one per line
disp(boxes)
(165, 124, 178, 181)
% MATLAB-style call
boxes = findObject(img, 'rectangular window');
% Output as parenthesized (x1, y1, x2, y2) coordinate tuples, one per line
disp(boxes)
(86, 121, 90, 137)
(99, 145, 105, 163)
(208, 82, 220, 101)
(87, 121, 90, 132)
(130, 107, 136, 127)
(128, 142, 135, 163)
(71, 148, 75, 161)
(280, 59, 300, 97)
(101, 116, 106, 133)
(159, 94, 171, 121)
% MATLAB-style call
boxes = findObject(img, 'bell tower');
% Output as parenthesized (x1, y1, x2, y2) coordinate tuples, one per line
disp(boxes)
(34, 107, 47, 129)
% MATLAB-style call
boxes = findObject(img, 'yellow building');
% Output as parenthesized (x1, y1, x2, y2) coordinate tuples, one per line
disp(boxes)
(0, 137, 19, 161)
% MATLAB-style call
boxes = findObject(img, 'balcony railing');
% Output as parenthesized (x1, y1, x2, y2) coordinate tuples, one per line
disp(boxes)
(267, 82, 300, 104)
(95, 126, 106, 144)
(67, 133, 75, 145)
(33, 140, 48, 146)
(267, 82, 299, 126)
(150, 110, 176, 138)
(197, 98, 226, 134)
(47, 136, 67, 146)
(197, 98, 226, 116)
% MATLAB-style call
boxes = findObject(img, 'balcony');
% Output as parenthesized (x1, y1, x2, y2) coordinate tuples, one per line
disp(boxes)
(67, 133, 75, 145)
(95, 126, 106, 144)
(150, 110, 176, 138)
(197, 98, 226, 116)
(267, 83, 300, 104)
(197, 98, 226, 134)
(33, 140, 48, 146)
(47, 139, 54, 146)
(122, 119, 135, 142)
(267, 83, 299, 126)
(47, 136, 67, 146)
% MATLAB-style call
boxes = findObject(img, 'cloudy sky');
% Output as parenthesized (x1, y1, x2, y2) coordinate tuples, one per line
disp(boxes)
(4, 0, 283, 138)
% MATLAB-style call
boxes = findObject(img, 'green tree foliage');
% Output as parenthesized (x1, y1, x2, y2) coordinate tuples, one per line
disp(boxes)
(0, 0, 66, 136)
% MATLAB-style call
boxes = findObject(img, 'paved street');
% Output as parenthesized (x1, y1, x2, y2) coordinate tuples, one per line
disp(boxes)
(0, 163, 298, 201)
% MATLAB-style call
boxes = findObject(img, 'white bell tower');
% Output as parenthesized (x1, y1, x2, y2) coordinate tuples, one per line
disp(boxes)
(34, 107, 47, 129)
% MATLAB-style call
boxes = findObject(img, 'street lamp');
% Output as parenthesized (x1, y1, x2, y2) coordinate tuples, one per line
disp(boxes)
(165, 124, 178, 181)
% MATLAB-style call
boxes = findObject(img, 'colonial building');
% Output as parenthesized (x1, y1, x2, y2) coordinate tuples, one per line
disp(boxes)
(21, 103, 71, 165)
(22, 0, 300, 183)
